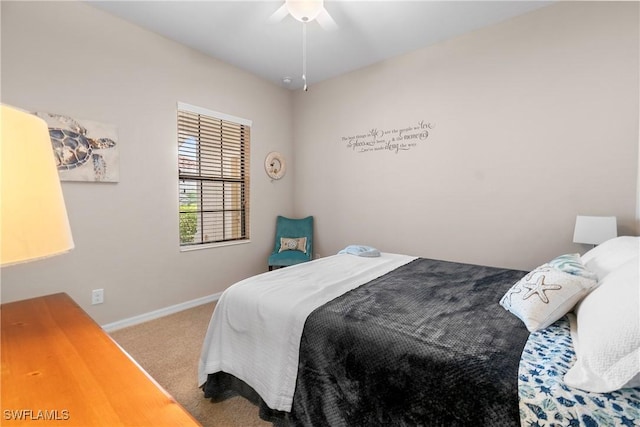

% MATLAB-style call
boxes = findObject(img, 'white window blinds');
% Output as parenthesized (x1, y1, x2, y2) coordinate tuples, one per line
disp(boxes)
(178, 103, 250, 247)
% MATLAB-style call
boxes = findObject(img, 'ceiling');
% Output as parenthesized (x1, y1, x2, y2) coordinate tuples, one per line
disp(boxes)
(88, 1, 552, 90)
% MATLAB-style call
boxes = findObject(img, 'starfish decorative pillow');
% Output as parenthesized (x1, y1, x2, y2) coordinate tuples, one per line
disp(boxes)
(500, 257, 597, 332)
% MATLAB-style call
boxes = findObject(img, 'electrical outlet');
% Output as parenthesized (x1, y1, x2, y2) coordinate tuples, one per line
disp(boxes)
(91, 289, 104, 305)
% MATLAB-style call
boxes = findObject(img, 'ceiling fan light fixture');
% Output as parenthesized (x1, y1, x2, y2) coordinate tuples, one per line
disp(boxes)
(286, 0, 323, 23)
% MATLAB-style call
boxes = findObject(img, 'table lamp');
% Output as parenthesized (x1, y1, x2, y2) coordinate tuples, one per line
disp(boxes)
(573, 215, 617, 246)
(1, 104, 74, 267)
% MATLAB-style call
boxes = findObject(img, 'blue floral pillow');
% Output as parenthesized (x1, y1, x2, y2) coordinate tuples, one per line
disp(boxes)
(547, 253, 597, 281)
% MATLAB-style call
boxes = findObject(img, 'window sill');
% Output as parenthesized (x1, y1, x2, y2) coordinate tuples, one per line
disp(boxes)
(180, 239, 250, 252)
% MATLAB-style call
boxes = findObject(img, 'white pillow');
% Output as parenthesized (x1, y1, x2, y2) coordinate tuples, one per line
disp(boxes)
(500, 263, 597, 332)
(581, 236, 639, 281)
(564, 256, 640, 392)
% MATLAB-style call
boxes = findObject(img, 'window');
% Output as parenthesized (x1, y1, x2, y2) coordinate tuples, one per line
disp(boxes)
(177, 102, 250, 248)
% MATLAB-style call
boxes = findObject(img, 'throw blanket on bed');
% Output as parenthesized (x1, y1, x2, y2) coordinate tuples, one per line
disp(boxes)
(289, 258, 529, 426)
(198, 253, 416, 412)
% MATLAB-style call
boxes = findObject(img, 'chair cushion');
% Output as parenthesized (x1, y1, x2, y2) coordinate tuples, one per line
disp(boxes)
(268, 250, 310, 267)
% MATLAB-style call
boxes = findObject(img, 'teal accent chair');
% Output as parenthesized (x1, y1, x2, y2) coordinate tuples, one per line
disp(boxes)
(268, 216, 314, 271)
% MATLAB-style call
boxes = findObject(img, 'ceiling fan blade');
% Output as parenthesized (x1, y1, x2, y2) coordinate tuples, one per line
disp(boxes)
(268, 4, 289, 24)
(316, 9, 337, 31)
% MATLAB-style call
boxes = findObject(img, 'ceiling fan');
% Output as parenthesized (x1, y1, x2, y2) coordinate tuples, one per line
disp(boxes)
(268, 0, 338, 31)
(269, 1, 337, 91)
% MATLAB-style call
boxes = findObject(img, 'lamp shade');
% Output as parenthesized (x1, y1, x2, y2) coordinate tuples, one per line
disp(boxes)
(573, 215, 617, 245)
(1, 105, 74, 266)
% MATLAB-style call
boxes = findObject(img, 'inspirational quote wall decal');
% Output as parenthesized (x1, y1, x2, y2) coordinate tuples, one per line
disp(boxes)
(341, 120, 434, 154)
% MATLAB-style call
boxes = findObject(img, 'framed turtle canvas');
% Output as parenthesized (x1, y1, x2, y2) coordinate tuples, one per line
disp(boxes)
(33, 112, 119, 182)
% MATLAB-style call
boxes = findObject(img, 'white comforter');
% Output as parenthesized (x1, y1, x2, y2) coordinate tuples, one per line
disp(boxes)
(198, 252, 416, 412)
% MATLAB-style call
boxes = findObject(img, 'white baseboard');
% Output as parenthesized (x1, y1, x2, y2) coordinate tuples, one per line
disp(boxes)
(102, 292, 222, 332)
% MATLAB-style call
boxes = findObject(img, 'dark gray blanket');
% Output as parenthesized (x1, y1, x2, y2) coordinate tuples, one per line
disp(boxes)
(289, 258, 528, 426)
(203, 258, 529, 426)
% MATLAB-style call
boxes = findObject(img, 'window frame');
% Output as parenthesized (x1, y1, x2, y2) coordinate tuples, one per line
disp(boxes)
(177, 102, 251, 250)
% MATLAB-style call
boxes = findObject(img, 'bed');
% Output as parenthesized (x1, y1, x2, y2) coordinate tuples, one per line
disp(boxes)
(199, 237, 640, 426)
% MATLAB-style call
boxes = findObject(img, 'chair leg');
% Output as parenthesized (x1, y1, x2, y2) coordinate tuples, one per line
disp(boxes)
(268, 266, 273, 271)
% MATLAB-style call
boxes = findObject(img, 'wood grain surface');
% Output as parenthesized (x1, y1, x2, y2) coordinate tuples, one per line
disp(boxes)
(1, 293, 200, 426)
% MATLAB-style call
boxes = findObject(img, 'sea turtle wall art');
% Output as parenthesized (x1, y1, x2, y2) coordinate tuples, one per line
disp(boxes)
(34, 112, 119, 182)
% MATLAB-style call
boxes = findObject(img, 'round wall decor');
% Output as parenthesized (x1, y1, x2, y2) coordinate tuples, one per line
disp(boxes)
(265, 151, 286, 180)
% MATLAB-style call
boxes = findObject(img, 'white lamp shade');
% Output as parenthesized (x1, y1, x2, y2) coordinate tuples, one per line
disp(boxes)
(286, 0, 323, 22)
(573, 215, 617, 245)
(1, 105, 74, 266)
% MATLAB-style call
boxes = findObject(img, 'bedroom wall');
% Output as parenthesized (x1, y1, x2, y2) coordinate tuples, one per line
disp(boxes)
(0, 1, 294, 324)
(291, 1, 640, 271)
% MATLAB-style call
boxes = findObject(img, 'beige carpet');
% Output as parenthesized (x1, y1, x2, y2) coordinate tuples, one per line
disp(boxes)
(109, 302, 271, 427)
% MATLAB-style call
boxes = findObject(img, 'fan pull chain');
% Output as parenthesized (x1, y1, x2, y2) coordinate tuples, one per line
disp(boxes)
(302, 22, 308, 92)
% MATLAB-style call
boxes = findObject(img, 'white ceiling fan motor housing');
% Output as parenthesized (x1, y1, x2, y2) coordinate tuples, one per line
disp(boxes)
(286, 0, 324, 22)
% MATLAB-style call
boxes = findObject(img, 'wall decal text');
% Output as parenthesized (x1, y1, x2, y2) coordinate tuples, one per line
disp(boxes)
(342, 120, 434, 154)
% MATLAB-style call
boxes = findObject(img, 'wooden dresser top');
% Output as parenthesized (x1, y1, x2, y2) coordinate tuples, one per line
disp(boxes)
(1, 293, 200, 426)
